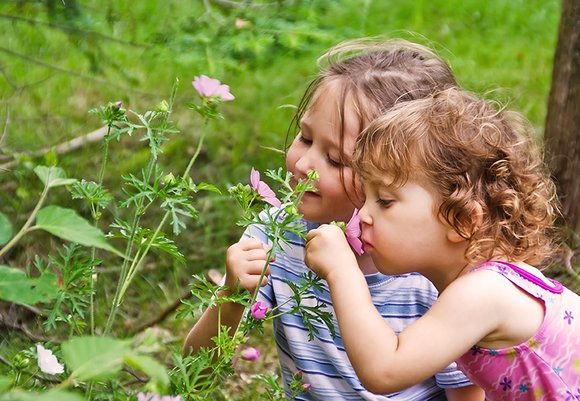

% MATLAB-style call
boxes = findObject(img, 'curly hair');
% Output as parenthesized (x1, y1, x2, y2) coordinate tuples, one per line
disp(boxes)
(287, 37, 458, 201)
(354, 87, 560, 266)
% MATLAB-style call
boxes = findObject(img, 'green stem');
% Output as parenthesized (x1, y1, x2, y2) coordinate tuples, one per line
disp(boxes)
(0, 185, 49, 259)
(116, 213, 169, 304)
(104, 160, 155, 335)
(104, 131, 203, 333)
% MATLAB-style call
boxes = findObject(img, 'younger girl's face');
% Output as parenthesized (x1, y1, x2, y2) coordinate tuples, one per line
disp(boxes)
(286, 81, 361, 223)
(358, 177, 467, 281)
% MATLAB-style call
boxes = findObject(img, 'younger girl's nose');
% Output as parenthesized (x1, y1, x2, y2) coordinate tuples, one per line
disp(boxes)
(358, 202, 372, 225)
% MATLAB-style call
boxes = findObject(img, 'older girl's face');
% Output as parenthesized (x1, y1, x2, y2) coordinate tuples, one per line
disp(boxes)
(286, 81, 362, 223)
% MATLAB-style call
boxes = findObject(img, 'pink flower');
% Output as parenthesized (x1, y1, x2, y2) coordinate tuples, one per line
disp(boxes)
(137, 393, 182, 401)
(250, 300, 269, 319)
(241, 347, 261, 361)
(250, 168, 282, 208)
(345, 209, 364, 255)
(192, 75, 235, 101)
(302, 383, 312, 391)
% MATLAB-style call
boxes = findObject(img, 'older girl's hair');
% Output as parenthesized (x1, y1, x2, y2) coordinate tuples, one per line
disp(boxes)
(288, 37, 458, 198)
(354, 87, 560, 266)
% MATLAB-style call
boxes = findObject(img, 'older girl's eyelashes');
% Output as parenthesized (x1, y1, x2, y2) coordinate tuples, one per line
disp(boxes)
(298, 134, 312, 145)
(326, 154, 343, 168)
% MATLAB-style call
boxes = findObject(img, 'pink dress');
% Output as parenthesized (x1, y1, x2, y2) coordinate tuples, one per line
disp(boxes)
(456, 261, 580, 400)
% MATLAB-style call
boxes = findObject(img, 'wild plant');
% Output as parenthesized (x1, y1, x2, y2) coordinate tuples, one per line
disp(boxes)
(0, 76, 342, 400)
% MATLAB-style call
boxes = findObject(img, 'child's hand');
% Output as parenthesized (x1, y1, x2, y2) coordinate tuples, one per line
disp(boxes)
(224, 237, 272, 293)
(305, 224, 358, 280)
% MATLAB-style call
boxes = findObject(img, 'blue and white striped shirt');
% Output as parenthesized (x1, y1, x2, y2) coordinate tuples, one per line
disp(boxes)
(247, 215, 472, 400)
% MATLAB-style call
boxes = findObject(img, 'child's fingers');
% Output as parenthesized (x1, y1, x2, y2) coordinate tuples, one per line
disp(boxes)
(237, 236, 265, 249)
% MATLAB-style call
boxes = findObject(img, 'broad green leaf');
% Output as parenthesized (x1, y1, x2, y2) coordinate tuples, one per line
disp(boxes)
(34, 206, 124, 258)
(0, 212, 12, 245)
(33, 166, 77, 189)
(0, 375, 11, 393)
(61, 336, 132, 381)
(124, 353, 169, 390)
(0, 265, 59, 305)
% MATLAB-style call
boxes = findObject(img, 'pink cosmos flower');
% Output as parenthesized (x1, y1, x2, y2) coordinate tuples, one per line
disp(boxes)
(250, 300, 269, 319)
(192, 75, 235, 101)
(345, 209, 364, 255)
(241, 347, 261, 361)
(137, 392, 182, 401)
(250, 168, 282, 208)
(302, 383, 312, 391)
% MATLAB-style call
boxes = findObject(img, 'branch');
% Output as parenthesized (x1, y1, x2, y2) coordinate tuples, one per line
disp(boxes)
(129, 269, 224, 334)
(0, 310, 61, 344)
(130, 288, 194, 335)
(0, 126, 108, 170)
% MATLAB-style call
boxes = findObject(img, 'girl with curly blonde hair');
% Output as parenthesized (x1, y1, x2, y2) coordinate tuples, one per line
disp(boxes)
(306, 87, 580, 400)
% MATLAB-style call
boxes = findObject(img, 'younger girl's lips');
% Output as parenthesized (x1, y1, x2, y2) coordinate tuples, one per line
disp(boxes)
(362, 239, 373, 252)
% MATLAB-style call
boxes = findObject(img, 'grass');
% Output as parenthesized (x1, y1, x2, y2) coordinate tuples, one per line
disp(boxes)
(0, 0, 577, 398)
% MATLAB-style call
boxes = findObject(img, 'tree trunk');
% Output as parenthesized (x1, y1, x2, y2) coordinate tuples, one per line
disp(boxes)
(544, 0, 580, 238)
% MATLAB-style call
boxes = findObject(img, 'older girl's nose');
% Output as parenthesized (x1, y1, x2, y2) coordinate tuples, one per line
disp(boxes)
(295, 149, 315, 175)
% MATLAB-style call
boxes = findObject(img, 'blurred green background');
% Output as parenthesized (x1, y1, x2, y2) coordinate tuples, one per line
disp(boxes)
(0, 0, 566, 340)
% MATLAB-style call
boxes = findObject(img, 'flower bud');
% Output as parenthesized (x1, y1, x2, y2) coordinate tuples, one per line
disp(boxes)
(241, 347, 261, 361)
(250, 301, 268, 320)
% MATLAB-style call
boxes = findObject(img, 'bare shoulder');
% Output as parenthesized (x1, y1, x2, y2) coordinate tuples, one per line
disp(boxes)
(433, 269, 513, 331)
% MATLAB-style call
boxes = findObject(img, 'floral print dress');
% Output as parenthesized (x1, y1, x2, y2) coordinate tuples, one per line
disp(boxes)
(456, 261, 580, 400)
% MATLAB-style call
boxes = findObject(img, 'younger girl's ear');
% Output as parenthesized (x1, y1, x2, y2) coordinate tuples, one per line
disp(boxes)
(446, 201, 484, 244)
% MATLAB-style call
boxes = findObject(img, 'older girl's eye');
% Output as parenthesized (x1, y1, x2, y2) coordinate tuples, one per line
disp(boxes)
(376, 198, 393, 208)
(298, 134, 312, 145)
(326, 154, 343, 168)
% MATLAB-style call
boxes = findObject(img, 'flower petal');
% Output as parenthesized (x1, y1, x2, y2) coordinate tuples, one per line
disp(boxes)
(345, 209, 363, 255)
(257, 182, 282, 207)
(250, 168, 260, 190)
(36, 344, 64, 375)
(347, 236, 364, 256)
(215, 84, 235, 101)
(251, 301, 269, 319)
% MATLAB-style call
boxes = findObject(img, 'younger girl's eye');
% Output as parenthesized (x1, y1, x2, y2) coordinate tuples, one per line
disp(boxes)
(376, 198, 393, 208)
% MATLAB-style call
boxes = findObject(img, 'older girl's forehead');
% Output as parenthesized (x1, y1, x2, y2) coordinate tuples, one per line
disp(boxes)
(315, 87, 361, 138)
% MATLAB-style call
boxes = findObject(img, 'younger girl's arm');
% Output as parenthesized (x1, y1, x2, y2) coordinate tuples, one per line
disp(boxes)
(305, 224, 498, 394)
(183, 237, 271, 355)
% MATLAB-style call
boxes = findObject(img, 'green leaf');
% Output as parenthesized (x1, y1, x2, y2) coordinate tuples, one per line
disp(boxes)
(0, 389, 84, 401)
(0, 212, 12, 245)
(0, 265, 59, 305)
(124, 353, 169, 391)
(194, 182, 221, 194)
(34, 206, 124, 258)
(61, 336, 132, 381)
(0, 375, 12, 393)
(33, 166, 77, 189)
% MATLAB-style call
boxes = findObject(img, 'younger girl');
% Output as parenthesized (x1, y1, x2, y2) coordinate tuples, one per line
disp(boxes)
(184, 39, 483, 400)
(305, 87, 580, 400)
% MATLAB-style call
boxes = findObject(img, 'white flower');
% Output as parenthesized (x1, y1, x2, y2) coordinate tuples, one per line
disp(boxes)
(36, 344, 64, 375)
